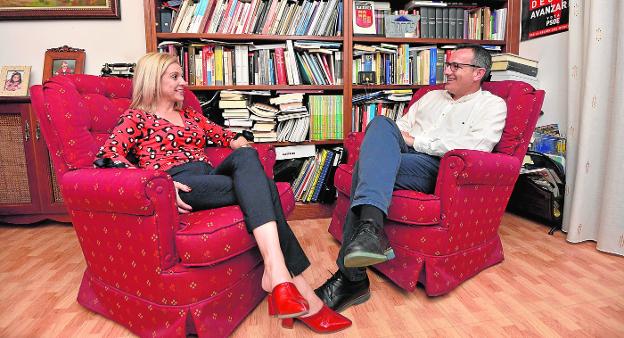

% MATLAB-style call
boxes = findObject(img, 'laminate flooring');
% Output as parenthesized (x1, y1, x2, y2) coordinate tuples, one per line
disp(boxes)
(1, 213, 623, 337)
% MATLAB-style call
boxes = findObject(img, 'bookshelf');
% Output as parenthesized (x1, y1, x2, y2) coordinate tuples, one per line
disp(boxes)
(142, 0, 520, 145)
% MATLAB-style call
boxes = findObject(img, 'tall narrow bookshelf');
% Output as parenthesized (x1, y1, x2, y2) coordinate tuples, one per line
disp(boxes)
(142, 0, 520, 145)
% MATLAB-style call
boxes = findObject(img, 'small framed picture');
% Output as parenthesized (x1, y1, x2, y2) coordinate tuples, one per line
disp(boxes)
(0, 66, 31, 97)
(42, 45, 86, 82)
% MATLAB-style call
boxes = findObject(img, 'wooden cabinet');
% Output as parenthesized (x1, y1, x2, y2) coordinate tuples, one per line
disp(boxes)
(142, 0, 520, 143)
(0, 97, 68, 224)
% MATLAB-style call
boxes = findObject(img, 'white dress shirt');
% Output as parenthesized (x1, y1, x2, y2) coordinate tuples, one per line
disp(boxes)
(396, 89, 507, 157)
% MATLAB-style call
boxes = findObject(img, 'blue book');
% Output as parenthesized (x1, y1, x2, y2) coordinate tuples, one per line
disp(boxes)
(429, 47, 437, 85)
(312, 150, 335, 202)
(337, 0, 343, 35)
(363, 54, 373, 71)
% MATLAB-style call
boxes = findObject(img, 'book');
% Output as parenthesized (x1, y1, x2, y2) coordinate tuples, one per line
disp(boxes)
(491, 53, 538, 67)
(218, 99, 247, 109)
(491, 60, 538, 77)
(490, 70, 538, 88)
(405, 1, 447, 10)
(353, 1, 376, 35)
(311, 149, 335, 202)
(274, 47, 288, 85)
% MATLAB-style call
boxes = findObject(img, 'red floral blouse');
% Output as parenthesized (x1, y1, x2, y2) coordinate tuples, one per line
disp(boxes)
(96, 107, 236, 171)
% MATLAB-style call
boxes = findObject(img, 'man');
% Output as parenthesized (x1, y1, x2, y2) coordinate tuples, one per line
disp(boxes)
(315, 44, 508, 311)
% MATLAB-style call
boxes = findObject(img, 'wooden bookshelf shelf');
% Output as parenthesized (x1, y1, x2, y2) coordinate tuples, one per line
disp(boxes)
(188, 85, 344, 91)
(157, 33, 344, 42)
(352, 84, 424, 90)
(266, 139, 343, 146)
(352, 36, 507, 45)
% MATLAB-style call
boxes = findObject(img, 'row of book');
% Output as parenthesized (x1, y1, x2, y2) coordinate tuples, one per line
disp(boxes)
(164, 0, 343, 36)
(351, 89, 412, 132)
(352, 44, 449, 85)
(353, 101, 409, 133)
(419, 6, 507, 40)
(308, 95, 343, 141)
(158, 40, 343, 86)
(352, 1, 507, 40)
(291, 147, 344, 203)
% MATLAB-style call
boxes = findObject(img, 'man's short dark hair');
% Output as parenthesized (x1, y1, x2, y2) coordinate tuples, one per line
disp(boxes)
(456, 44, 492, 83)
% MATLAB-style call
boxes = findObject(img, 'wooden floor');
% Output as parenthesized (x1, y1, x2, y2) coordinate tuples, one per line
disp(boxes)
(1, 213, 623, 337)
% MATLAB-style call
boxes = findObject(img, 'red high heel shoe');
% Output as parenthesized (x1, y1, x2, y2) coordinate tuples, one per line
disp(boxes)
(281, 304, 352, 333)
(267, 282, 309, 318)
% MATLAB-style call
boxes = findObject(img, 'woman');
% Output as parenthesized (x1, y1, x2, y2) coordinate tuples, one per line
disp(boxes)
(95, 53, 351, 333)
(4, 72, 21, 91)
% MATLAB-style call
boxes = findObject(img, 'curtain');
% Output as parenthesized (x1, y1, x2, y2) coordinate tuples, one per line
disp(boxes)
(564, 0, 624, 255)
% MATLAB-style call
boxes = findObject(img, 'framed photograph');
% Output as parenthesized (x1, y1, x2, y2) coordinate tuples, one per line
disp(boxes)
(0, 66, 31, 97)
(42, 45, 86, 82)
(0, 0, 120, 20)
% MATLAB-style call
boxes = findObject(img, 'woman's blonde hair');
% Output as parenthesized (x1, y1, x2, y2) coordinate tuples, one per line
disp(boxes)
(130, 52, 182, 112)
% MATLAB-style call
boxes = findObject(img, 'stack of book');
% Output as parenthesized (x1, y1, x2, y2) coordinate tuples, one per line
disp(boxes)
(490, 53, 539, 88)
(219, 91, 251, 133)
(248, 102, 279, 142)
(271, 93, 310, 142)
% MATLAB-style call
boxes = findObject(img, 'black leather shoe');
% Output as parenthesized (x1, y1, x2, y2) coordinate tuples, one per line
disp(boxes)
(343, 218, 395, 268)
(314, 270, 370, 312)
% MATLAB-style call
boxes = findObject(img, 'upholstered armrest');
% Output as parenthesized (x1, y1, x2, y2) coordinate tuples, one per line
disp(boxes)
(203, 143, 276, 177)
(61, 168, 177, 216)
(343, 132, 366, 165)
(61, 168, 180, 270)
(436, 149, 521, 189)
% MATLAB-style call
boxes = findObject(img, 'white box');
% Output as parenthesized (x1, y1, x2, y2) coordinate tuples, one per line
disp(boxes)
(275, 144, 316, 160)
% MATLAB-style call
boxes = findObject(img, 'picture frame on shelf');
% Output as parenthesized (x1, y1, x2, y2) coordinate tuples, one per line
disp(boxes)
(42, 46, 86, 82)
(0, 65, 31, 97)
(0, 0, 120, 20)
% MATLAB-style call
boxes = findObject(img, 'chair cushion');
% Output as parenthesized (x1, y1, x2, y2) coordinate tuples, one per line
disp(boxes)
(334, 165, 440, 226)
(175, 182, 294, 266)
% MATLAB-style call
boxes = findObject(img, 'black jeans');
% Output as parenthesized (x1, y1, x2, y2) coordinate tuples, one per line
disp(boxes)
(167, 147, 310, 276)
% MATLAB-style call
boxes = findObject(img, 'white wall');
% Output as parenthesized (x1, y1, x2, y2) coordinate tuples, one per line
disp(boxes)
(519, 32, 569, 133)
(0, 0, 146, 86)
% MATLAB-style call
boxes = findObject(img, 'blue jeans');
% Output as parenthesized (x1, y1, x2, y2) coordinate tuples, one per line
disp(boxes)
(337, 116, 440, 281)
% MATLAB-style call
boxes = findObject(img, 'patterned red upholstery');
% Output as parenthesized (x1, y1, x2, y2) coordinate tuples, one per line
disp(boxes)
(329, 81, 545, 296)
(31, 75, 291, 337)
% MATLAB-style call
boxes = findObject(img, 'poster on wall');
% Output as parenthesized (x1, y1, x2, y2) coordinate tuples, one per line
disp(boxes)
(521, 0, 569, 41)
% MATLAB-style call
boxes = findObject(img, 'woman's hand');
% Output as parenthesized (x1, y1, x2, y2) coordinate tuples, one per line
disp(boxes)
(230, 135, 251, 149)
(173, 181, 193, 214)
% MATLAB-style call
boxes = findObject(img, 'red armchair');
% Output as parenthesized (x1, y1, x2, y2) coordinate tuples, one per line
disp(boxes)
(329, 81, 545, 296)
(30, 75, 295, 337)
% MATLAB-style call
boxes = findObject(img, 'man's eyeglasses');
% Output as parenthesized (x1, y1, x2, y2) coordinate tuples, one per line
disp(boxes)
(444, 62, 483, 72)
